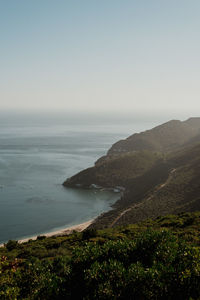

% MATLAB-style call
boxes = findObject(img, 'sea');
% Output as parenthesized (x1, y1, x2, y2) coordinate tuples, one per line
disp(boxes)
(0, 112, 161, 244)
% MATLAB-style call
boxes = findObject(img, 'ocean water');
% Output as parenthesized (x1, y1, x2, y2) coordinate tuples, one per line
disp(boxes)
(0, 113, 158, 244)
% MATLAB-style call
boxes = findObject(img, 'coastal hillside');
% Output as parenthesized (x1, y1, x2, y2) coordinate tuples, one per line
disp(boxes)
(63, 118, 200, 228)
(108, 117, 200, 155)
(64, 151, 166, 189)
(107, 142, 200, 228)
(1, 212, 200, 299)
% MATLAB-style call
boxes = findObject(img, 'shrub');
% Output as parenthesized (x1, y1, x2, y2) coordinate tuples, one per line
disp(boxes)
(5, 240, 19, 251)
(82, 228, 98, 240)
(1, 215, 200, 299)
(37, 235, 46, 240)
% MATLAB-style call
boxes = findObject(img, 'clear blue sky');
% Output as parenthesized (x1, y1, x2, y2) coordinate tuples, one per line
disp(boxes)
(1, 0, 200, 116)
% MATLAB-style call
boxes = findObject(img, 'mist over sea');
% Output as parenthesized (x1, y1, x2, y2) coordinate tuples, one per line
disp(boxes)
(0, 112, 162, 243)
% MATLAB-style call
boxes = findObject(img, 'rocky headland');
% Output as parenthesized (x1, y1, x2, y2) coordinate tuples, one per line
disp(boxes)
(63, 118, 200, 228)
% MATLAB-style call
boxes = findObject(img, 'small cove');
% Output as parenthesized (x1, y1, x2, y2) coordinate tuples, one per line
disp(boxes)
(0, 113, 158, 243)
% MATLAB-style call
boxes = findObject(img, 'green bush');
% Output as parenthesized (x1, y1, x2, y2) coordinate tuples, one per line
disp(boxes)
(37, 235, 46, 240)
(69, 230, 200, 299)
(82, 228, 98, 240)
(1, 214, 200, 299)
(5, 240, 19, 251)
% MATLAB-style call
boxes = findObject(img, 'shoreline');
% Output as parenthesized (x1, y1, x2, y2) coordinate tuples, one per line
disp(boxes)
(0, 219, 94, 247)
(0, 190, 122, 248)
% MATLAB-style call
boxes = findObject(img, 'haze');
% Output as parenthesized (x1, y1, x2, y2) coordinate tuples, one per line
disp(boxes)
(1, 0, 200, 116)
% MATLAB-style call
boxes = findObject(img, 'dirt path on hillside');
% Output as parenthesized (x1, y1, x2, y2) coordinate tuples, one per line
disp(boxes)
(109, 168, 176, 227)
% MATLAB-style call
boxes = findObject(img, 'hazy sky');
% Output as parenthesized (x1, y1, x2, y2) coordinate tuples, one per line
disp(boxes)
(1, 0, 200, 116)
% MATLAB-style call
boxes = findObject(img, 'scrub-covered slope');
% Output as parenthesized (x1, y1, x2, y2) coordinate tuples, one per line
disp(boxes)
(108, 117, 200, 155)
(63, 118, 200, 228)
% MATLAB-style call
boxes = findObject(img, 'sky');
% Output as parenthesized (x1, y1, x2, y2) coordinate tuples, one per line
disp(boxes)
(0, 0, 200, 117)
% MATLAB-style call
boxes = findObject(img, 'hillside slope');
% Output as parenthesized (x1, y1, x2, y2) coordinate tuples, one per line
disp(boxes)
(63, 118, 200, 228)
(108, 117, 200, 155)
(110, 143, 200, 227)
(64, 151, 165, 189)
(87, 142, 200, 228)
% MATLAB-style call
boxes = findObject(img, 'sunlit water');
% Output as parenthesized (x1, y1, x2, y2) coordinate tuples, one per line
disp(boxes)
(0, 113, 159, 243)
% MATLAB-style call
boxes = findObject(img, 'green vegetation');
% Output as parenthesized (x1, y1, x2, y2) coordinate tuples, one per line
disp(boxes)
(1, 212, 200, 299)
(64, 150, 164, 188)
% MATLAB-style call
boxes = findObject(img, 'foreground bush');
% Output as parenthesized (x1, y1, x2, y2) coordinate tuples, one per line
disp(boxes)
(70, 230, 200, 299)
(0, 229, 199, 299)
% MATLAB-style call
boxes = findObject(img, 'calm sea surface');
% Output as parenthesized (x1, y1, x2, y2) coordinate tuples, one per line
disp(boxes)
(0, 113, 158, 243)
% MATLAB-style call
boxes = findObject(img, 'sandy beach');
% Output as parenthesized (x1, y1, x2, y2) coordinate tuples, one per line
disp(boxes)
(0, 219, 94, 247)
